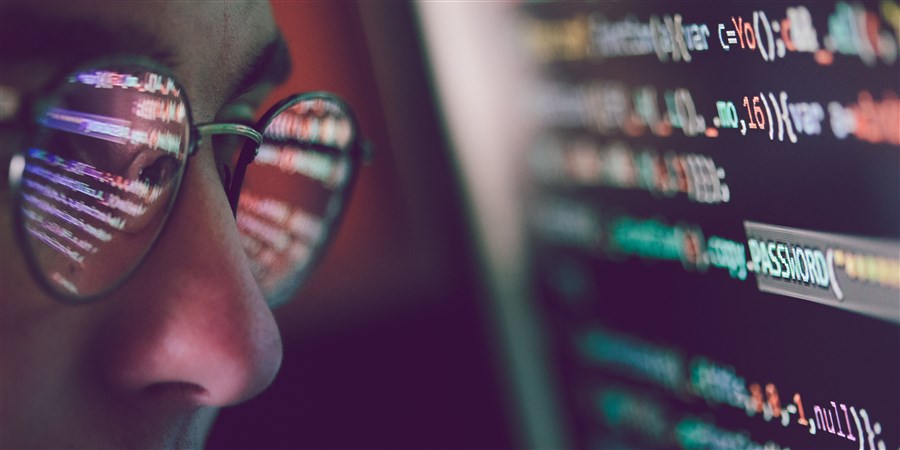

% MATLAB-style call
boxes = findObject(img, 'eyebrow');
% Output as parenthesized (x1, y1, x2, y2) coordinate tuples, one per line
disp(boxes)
(1, 8, 292, 106)
(0, 10, 179, 68)
(227, 35, 293, 101)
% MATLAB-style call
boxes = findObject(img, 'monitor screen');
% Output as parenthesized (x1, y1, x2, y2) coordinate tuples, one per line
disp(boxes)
(417, 1, 899, 448)
(517, 1, 899, 448)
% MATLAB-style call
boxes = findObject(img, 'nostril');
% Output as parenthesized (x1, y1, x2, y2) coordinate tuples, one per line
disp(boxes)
(142, 382, 209, 402)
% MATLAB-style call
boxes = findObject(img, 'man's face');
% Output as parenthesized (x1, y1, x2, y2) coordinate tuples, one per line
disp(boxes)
(1, 2, 287, 447)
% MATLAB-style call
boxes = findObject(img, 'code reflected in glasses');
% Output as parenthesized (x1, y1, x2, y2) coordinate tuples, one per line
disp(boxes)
(253, 143, 349, 188)
(72, 70, 182, 98)
(264, 102, 353, 148)
(21, 146, 175, 295)
(41, 107, 185, 155)
(19, 66, 190, 295)
(237, 192, 324, 293)
(13, 60, 365, 302)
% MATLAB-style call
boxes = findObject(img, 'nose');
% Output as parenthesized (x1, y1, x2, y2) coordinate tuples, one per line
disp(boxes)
(97, 148, 282, 407)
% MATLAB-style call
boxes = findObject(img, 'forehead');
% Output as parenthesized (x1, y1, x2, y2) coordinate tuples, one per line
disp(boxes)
(1, 1, 277, 119)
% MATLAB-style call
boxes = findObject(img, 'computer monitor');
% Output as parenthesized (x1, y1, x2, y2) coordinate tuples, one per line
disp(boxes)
(420, 2, 899, 448)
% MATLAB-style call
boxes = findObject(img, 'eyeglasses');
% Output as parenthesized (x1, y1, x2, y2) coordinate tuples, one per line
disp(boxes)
(2, 56, 372, 307)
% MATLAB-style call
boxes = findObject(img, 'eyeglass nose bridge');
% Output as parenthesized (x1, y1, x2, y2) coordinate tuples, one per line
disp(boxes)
(194, 122, 265, 215)
(194, 123, 264, 150)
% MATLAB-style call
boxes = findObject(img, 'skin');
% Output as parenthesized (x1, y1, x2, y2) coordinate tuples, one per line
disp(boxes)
(0, 2, 283, 447)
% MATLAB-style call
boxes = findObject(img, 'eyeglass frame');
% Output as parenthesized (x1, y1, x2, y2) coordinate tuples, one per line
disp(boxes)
(2, 54, 373, 304)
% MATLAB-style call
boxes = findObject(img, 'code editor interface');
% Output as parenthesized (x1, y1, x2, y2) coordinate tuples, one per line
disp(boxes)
(520, 2, 899, 448)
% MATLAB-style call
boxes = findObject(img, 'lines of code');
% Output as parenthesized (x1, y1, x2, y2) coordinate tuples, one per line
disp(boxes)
(530, 137, 731, 204)
(236, 191, 321, 294)
(16, 67, 188, 297)
(526, 2, 898, 66)
(574, 326, 892, 449)
(530, 196, 900, 320)
(75, 70, 182, 97)
(521, 1, 899, 448)
(42, 107, 185, 155)
(535, 81, 899, 144)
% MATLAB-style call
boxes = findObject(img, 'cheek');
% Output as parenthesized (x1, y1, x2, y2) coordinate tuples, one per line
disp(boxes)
(0, 202, 101, 431)
(0, 198, 40, 319)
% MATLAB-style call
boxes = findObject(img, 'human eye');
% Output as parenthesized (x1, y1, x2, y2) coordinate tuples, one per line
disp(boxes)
(134, 153, 179, 187)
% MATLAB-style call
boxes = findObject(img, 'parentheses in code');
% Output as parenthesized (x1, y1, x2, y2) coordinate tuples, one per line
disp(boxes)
(849, 407, 865, 450)
(650, 16, 668, 62)
(754, 10, 774, 62)
(663, 15, 680, 62)
(760, 92, 775, 140)
(717, 23, 730, 51)
(677, 89, 702, 136)
(779, 91, 798, 143)
(673, 14, 691, 63)
(858, 409, 877, 450)
(754, 11, 768, 61)
(826, 248, 844, 300)
(764, 92, 781, 141)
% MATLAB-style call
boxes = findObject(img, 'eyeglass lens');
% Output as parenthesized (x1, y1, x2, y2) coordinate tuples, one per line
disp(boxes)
(17, 62, 191, 300)
(236, 96, 356, 307)
(16, 61, 358, 305)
